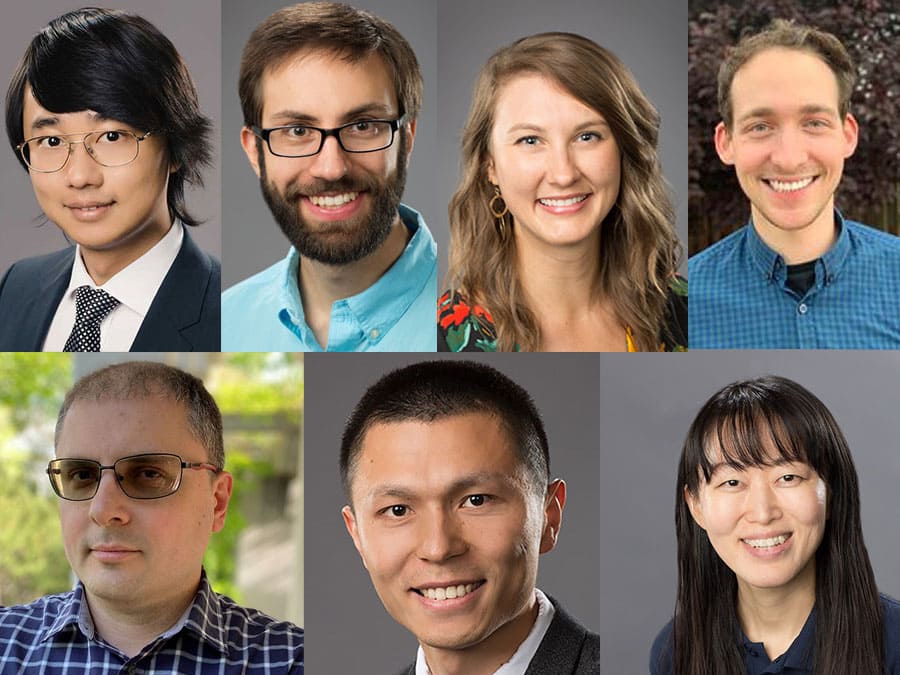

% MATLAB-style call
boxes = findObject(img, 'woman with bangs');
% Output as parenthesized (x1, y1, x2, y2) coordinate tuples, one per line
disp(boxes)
(437, 32, 686, 352)
(651, 375, 900, 674)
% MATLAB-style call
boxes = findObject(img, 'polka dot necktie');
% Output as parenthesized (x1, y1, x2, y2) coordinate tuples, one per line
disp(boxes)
(63, 285, 120, 352)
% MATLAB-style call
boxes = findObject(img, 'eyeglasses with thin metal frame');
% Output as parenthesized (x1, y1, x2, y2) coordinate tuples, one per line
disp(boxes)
(17, 129, 160, 173)
(250, 115, 406, 158)
(46, 453, 221, 501)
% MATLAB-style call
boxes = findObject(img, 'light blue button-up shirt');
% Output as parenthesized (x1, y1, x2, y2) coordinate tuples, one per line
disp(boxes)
(222, 204, 436, 351)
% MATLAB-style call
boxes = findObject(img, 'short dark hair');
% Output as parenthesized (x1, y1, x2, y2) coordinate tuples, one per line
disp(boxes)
(717, 19, 856, 129)
(55, 361, 224, 469)
(340, 360, 549, 503)
(238, 1, 423, 128)
(5, 7, 212, 227)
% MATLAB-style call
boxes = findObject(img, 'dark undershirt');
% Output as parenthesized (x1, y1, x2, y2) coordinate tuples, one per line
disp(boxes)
(786, 259, 818, 296)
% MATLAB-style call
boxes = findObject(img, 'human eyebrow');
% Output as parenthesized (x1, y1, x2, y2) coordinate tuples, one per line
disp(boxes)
(266, 103, 397, 128)
(366, 472, 515, 503)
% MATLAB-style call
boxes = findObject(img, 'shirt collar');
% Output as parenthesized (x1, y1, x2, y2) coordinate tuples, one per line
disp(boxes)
(40, 570, 228, 655)
(745, 210, 851, 285)
(277, 203, 435, 350)
(739, 604, 816, 671)
(414, 588, 556, 675)
(67, 220, 184, 317)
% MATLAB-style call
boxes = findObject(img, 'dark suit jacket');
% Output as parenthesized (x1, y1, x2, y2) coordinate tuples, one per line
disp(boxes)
(397, 595, 602, 675)
(0, 229, 220, 351)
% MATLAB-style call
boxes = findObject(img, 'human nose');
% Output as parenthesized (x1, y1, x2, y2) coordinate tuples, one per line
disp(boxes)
(64, 138, 104, 188)
(744, 480, 782, 524)
(307, 134, 349, 181)
(416, 509, 466, 562)
(547, 144, 579, 186)
(769, 127, 809, 172)
(88, 470, 131, 526)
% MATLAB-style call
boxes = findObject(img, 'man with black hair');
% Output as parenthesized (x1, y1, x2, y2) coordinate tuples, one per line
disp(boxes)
(340, 360, 602, 675)
(0, 7, 220, 351)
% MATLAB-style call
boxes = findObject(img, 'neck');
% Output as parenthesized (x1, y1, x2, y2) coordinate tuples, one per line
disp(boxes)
(298, 216, 409, 347)
(80, 217, 173, 286)
(736, 560, 816, 661)
(84, 580, 198, 658)
(421, 596, 538, 675)
(752, 204, 837, 265)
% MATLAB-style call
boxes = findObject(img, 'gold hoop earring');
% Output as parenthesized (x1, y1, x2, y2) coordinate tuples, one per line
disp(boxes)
(489, 185, 509, 238)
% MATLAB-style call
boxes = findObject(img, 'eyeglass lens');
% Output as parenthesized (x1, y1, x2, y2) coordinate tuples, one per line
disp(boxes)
(47, 454, 184, 501)
(23, 130, 141, 172)
(269, 121, 394, 156)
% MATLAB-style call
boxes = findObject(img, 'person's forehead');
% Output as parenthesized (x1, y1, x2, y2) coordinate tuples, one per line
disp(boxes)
(57, 396, 194, 458)
(353, 413, 522, 491)
(731, 46, 840, 110)
(259, 48, 397, 123)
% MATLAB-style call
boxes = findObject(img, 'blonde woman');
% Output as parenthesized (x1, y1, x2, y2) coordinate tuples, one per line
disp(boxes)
(438, 32, 686, 352)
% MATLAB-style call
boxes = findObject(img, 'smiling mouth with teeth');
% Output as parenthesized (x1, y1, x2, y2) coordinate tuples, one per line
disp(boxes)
(415, 581, 484, 601)
(538, 195, 588, 207)
(766, 177, 815, 193)
(743, 533, 791, 549)
(309, 191, 359, 208)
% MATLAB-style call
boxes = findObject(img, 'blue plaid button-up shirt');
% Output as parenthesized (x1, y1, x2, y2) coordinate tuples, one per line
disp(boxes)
(0, 572, 303, 674)
(689, 211, 900, 349)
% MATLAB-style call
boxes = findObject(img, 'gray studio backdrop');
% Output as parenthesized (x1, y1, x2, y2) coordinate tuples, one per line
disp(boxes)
(0, 0, 221, 277)
(220, 0, 438, 289)
(435, 0, 688, 283)
(305, 352, 900, 674)
(304, 353, 604, 674)
(598, 351, 900, 674)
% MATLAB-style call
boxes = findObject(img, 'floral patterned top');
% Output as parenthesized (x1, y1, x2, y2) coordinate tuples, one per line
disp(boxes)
(437, 277, 688, 352)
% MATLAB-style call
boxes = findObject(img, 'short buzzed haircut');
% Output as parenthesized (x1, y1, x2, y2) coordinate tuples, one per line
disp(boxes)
(717, 18, 856, 129)
(238, 1, 423, 128)
(55, 361, 224, 468)
(340, 360, 550, 504)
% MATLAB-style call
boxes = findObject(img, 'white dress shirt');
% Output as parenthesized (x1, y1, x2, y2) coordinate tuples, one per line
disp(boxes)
(415, 588, 556, 675)
(42, 221, 183, 351)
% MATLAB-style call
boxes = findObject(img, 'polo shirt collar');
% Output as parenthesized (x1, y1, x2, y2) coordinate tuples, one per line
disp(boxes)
(746, 210, 851, 286)
(276, 203, 433, 350)
(739, 605, 816, 672)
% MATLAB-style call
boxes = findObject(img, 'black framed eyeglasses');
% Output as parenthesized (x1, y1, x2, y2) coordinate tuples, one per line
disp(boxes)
(47, 453, 220, 501)
(17, 129, 160, 173)
(251, 115, 405, 158)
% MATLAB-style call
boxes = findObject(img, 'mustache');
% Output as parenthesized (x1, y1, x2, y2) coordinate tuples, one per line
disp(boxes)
(285, 176, 380, 202)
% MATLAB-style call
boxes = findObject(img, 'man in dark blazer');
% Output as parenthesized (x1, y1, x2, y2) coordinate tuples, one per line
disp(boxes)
(2, 8, 219, 351)
(339, 361, 602, 675)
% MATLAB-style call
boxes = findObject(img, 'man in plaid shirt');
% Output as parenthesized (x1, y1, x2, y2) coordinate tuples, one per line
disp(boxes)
(0, 361, 303, 673)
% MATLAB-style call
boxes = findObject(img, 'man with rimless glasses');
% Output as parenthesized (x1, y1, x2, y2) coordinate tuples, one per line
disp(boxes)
(222, 2, 437, 351)
(0, 361, 304, 673)
(0, 7, 220, 352)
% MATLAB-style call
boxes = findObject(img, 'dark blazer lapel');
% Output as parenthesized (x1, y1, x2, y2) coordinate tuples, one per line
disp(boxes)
(524, 596, 601, 675)
(0, 247, 73, 350)
(130, 229, 220, 351)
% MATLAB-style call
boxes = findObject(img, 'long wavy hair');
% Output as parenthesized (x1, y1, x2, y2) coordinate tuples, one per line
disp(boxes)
(447, 32, 681, 351)
(666, 376, 884, 675)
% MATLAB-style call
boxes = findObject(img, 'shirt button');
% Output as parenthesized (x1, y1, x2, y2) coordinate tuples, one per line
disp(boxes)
(798, 303, 808, 314)
(369, 328, 380, 340)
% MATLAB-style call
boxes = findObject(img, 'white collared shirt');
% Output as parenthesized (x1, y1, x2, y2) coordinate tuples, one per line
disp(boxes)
(415, 588, 556, 675)
(42, 221, 183, 351)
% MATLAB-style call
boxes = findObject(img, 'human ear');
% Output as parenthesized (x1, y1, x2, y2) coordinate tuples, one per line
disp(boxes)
(403, 118, 417, 165)
(714, 121, 735, 166)
(486, 156, 497, 185)
(341, 504, 369, 570)
(539, 479, 567, 554)
(684, 484, 706, 531)
(240, 126, 263, 178)
(211, 471, 234, 532)
(842, 113, 859, 158)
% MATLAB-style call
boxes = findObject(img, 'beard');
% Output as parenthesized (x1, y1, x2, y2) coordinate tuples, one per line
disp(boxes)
(258, 132, 409, 266)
